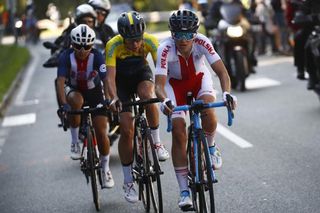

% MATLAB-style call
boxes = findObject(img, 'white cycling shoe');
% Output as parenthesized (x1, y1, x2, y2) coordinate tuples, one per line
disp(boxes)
(101, 170, 114, 188)
(70, 143, 81, 160)
(123, 182, 139, 203)
(155, 143, 170, 161)
(178, 190, 193, 211)
(210, 146, 222, 170)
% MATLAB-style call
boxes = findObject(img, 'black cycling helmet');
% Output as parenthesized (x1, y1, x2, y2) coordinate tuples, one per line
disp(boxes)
(117, 11, 145, 39)
(169, 9, 200, 33)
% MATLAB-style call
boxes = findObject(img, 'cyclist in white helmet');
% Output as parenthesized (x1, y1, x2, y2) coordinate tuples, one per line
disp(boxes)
(56, 24, 114, 189)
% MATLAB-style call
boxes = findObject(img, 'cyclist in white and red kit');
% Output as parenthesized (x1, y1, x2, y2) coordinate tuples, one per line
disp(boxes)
(154, 9, 237, 210)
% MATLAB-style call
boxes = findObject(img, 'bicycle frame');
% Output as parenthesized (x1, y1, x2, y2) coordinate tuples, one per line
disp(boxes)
(167, 96, 234, 213)
(122, 97, 164, 213)
(66, 105, 108, 211)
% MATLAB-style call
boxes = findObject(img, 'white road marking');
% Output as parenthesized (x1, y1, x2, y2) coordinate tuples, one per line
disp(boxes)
(259, 57, 293, 67)
(2, 113, 36, 127)
(246, 77, 281, 89)
(15, 99, 40, 106)
(217, 123, 253, 148)
(14, 50, 40, 105)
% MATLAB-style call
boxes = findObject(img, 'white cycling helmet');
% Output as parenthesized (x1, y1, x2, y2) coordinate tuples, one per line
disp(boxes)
(70, 24, 96, 46)
(88, 0, 111, 12)
(75, 4, 97, 24)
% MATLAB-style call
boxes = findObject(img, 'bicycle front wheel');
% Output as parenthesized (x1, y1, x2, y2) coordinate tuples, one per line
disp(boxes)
(145, 131, 163, 213)
(199, 130, 215, 213)
(87, 127, 100, 211)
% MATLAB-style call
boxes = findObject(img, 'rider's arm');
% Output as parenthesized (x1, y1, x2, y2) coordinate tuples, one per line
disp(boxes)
(211, 60, 231, 93)
(56, 50, 69, 105)
(106, 66, 118, 101)
(105, 37, 119, 101)
(56, 76, 67, 105)
(155, 74, 167, 101)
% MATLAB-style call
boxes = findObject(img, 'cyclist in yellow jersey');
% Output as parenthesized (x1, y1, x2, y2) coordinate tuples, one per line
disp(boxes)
(105, 11, 169, 203)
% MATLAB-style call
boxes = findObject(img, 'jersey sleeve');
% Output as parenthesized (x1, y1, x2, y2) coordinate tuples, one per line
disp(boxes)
(57, 50, 69, 77)
(155, 40, 171, 76)
(145, 33, 159, 62)
(94, 50, 107, 80)
(105, 36, 120, 67)
(195, 34, 221, 65)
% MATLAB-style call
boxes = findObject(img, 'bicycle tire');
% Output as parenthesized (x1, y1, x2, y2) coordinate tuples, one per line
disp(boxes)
(187, 125, 198, 212)
(196, 130, 207, 213)
(132, 127, 149, 209)
(87, 126, 100, 211)
(199, 130, 215, 213)
(145, 130, 163, 213)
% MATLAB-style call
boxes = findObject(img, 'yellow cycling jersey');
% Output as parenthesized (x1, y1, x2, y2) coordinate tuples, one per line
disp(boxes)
(105, 32, 159, 67)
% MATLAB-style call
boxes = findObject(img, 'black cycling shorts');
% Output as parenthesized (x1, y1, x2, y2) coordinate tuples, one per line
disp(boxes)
(116, 65, 154, 112)
(65, 85, 108, 117)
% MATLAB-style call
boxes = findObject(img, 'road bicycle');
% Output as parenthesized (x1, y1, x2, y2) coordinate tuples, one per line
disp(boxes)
(122, 97, 164, 213)
(167, 92, 234, 213)
(59, 105, 108, 211)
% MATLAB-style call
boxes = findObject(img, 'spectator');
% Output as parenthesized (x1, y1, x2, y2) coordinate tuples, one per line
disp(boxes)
(46, 3, 61, 25)
(271, 0, 291, 53)
(255, 0, 279, 54)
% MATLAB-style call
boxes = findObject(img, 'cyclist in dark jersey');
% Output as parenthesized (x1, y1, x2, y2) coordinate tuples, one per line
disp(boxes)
(56, 24, 114, 189)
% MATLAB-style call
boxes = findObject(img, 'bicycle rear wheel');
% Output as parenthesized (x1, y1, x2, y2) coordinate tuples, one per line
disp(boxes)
(145, 130, 163, 213)
(87, 127, 100, 211)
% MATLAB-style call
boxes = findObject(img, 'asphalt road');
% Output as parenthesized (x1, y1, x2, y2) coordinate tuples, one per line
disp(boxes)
(0, 40, 320, 213)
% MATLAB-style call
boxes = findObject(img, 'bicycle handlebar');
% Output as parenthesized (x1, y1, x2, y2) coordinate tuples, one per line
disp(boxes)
(66, 104, 108, 115)
(122, 98, 162, 107)
(166, 101, 234, 132)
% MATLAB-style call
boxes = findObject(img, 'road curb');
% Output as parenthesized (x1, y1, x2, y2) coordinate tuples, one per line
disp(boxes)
(0, 47, 32, 118)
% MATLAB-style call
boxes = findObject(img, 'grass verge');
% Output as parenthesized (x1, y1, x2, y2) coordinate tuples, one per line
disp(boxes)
(0, 45, 30, 103)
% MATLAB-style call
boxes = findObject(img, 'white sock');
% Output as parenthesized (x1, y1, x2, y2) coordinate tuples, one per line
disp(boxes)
(205, 131, 216, 147)
(101, 154, 110, 172)
(174, 166, 189, 193)
(70, 127, 79, 144)
(151, 127, 161, 145)
(122, 164, 133, 184)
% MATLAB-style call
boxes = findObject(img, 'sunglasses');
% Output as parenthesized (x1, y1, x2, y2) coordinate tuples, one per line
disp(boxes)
(172, 32, 196, 41)
(72, 43, 92, 51)
(96, 9, 108, 16)
(125, 37, 143, 43)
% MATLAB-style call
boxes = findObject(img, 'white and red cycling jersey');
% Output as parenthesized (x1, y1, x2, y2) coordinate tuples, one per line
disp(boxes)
(155, 33, 221, 114)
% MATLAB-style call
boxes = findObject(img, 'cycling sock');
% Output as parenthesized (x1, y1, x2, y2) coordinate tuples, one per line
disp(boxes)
(205, 130, 216, 147)
(101, 154, 110, 172)
(174, 166, 189, 193)
(122, 164, 133, 184)
(150, 127, 161, 145)
(70, 127, 79, 144)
